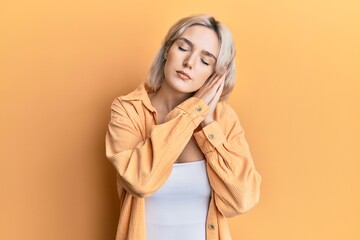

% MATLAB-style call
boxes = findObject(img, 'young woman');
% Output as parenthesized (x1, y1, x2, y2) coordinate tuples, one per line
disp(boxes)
(105, 14, 261, 240)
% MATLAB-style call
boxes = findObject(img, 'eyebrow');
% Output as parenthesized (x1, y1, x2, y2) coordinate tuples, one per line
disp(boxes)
(178, 37, 217, 62)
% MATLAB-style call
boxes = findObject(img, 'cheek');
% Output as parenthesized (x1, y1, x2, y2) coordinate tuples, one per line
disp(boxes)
(193, 71, 214, 90)
(163, 58, 173, 75)
(200, 69, 215, 83)
(163, 51, 178, 72)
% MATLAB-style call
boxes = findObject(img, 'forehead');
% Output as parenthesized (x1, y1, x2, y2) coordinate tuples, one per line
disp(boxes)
(178, 25, 220, 57)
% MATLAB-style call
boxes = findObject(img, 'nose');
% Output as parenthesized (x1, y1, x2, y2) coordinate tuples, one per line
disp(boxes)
(183, 59, 192, 69)
(183, 54, 195, 69)
(184, 60, 192, 69)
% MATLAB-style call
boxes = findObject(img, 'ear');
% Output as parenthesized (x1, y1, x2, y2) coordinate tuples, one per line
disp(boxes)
(164, 47, 169, 61)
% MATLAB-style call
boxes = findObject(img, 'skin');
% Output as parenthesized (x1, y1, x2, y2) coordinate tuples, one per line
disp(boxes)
(149, 25, 227, 163)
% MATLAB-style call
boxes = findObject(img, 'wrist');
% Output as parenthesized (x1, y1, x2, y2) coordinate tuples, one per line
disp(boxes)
(201, 117, 214, 128)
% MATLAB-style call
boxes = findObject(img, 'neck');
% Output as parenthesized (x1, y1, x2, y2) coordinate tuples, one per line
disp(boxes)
(150, 82, 193, 114)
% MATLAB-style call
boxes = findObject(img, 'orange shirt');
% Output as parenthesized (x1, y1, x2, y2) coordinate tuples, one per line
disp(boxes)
(105, 83, 262, 240)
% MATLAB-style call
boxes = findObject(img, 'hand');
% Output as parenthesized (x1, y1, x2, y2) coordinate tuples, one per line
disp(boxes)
(193, 70, 226, 127)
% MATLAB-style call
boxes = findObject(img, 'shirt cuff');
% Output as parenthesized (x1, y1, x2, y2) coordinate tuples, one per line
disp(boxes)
(165, 97, 209, 127)
(193, 121, 226, 154)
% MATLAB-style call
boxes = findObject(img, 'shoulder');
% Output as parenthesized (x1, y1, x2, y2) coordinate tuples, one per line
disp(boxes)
(110, 83, 153, 113)
(214, 101, 245, 134)
(113, 83, 147, 104)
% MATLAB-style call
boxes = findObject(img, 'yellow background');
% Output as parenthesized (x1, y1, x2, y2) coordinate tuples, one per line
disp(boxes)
(1, 0, 359, 239)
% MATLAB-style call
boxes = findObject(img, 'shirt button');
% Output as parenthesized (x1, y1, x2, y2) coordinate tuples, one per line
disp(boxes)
(208, 133, 215, 140)
(208, 224, 215, 230)
(195, 106, 202, 112)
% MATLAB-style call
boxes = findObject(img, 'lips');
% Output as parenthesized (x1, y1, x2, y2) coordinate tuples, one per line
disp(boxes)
(176, 70, 191, 80)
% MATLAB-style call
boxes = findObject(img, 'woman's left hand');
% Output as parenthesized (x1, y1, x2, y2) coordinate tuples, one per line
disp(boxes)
(194, 71, 226, 128)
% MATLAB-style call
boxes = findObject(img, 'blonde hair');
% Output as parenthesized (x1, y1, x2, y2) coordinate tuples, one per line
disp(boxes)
(146, 14, 236, 100)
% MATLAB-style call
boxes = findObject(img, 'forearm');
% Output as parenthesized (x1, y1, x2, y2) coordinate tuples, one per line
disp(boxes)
(106, 97, 209, 197)
(194, 120, 262, 216)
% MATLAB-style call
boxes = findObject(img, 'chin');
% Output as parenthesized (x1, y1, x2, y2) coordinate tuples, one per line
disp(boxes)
(169, 79, 199, 94)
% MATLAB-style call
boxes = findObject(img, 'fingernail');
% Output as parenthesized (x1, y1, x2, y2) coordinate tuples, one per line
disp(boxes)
(218, 67, 226, 75)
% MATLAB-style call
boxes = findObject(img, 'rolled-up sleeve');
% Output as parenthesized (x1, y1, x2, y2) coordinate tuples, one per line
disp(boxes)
(193, 103, 262, 217)
(105, 96, 209, 198)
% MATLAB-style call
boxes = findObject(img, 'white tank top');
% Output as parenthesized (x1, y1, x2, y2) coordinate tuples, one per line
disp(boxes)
(145, 160, 211, 240)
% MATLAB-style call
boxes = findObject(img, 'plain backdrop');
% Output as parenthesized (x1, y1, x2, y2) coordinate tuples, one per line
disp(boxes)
(1, 0, 359, 239)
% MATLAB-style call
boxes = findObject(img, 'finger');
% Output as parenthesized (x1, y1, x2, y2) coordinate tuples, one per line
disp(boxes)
(205, 77, 224, 103)
(219, 77, 225, 92)
(206, 73, 221, 88)
(206, 79, 224, 113)
(211, 69, 227, 87)
(194, 70, 225, 102)
(212, 74, 225, 91)
(208, 67, 226, 85)
(215, 78, 225, 99)
(205, 66, 226, 86)
(219, 69, 227, 81)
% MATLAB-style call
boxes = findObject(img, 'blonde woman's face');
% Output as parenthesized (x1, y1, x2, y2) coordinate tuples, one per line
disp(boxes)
(163, 25, 220, 94)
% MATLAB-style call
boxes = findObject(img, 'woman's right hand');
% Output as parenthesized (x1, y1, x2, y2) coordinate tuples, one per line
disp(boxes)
(193, 70, 226, 127)
(193, 71, 226, 105)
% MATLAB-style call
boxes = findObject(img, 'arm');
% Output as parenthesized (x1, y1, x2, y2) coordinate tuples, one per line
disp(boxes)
(105, 96, 209, 198)
(193, 104, 262, 217)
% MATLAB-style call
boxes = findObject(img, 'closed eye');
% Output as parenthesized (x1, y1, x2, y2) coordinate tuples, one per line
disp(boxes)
(178, 46, 188, 51)
(201, 59, 209, 66)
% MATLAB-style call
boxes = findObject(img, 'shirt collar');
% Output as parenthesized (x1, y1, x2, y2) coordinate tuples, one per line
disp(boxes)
(121, 82, 157, 113)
